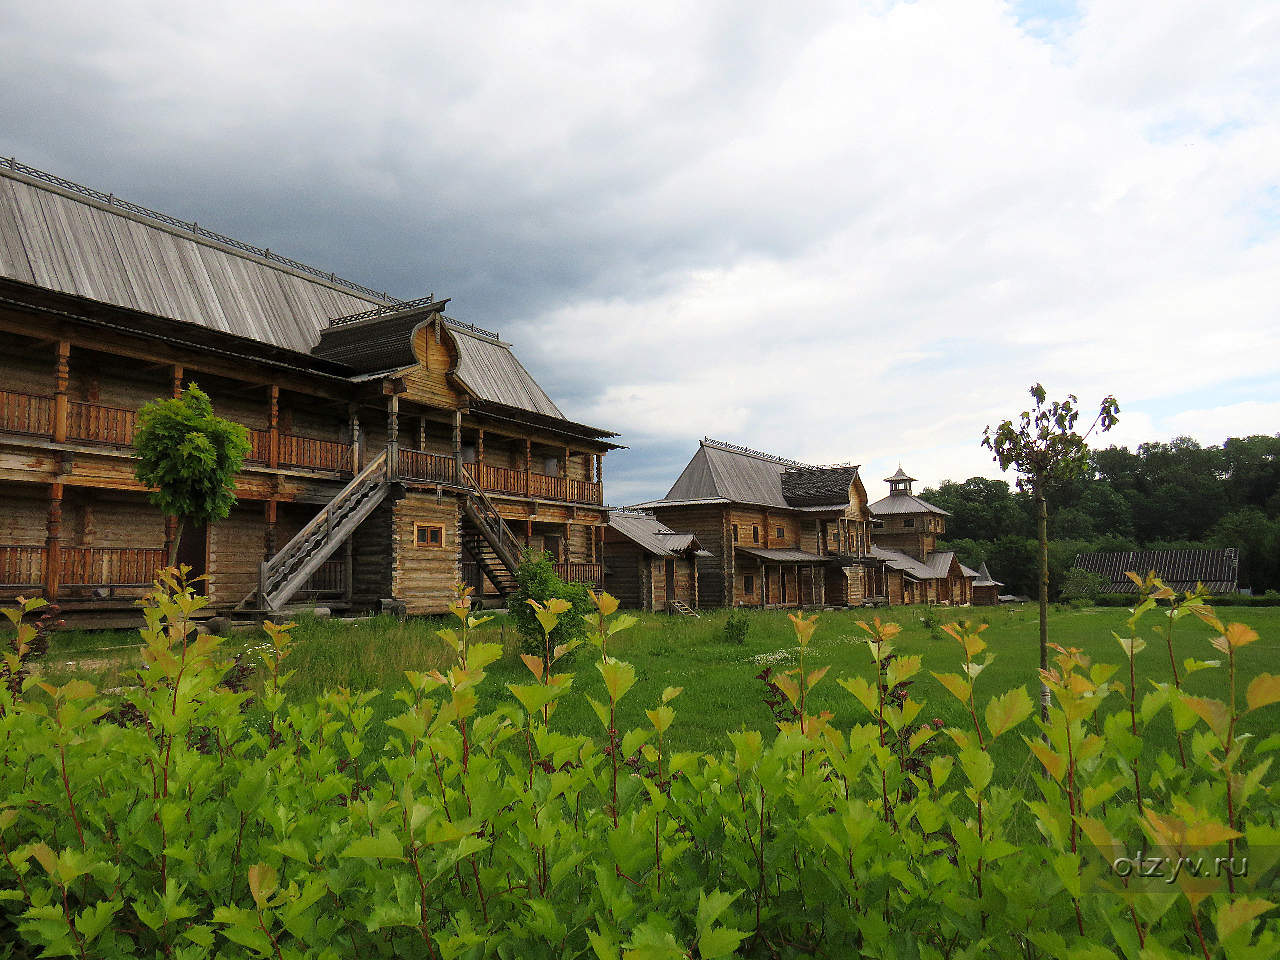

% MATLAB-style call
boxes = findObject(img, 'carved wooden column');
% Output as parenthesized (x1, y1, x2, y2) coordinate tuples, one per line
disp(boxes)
(264, 501, 277, 560)
(418, 416, 427, 450)
(595, 454, 603, 503)
(164, 516, 177, 565)
(52, 341, 69, 442)
(476, 429, 485, 466)
(563, 522, 571, 562)
(525, 518, 533, 547)
(452, 409, 462, 477)
(387, 394, 400, 480)
(348, 405, 362, 474)
(268, 385, 280, 470)
(171, 365, 184, 399)
(44, 482, 63, 601)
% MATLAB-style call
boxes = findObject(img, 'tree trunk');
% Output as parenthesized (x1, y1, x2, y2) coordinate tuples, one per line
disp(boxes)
(1037, 485, 1050, 723)
(168, 520, 185, 568)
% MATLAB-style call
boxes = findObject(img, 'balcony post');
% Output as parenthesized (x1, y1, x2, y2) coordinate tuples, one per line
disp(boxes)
(52, 340, 69, 443)
(387, 393, 400, 480)
(268, 385, 280, 470)
(171, 365, 183, 399)
(417, 415, 426, 450)
(44, 482, 63, 601)
(264, 500, 277, 560)
(348, 405, 362, 473)
(452, 409, 462, 478)
(163, 516, 177, 565)
(477, 428, 484, 466)
(595, 454, 603, 503)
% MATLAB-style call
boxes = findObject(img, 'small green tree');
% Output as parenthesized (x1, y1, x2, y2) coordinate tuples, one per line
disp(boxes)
(508, 549, 593, 656)
(1058, 566, 1109, 604)
(983, 383, 1119, 720)
(133, 383, 250, 563)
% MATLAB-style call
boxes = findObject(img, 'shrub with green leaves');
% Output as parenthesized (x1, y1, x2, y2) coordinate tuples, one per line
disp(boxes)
(1, 571, 1278, 958)
(508, 548, 593, 656)
(132, 383, 251, 563)
(723, 610, 750, 645)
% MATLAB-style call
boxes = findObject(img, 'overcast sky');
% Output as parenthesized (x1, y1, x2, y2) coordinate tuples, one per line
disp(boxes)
(3, 0, 1277, 505)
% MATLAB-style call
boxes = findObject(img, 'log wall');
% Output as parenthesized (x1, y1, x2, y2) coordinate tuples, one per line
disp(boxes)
(392, 492, 461, 614)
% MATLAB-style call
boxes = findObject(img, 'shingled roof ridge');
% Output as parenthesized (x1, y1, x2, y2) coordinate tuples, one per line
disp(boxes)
(1, 156, 403, 306)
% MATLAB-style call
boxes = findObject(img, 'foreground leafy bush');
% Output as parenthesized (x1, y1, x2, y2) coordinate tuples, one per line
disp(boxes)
(2, 570, 1278, 958)
(724, 610, 750, 645)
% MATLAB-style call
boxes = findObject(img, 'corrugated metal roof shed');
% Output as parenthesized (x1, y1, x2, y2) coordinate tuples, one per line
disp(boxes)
(1073, 549, 1239, 594)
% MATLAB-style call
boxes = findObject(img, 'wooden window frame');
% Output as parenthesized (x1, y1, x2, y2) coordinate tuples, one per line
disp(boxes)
(414, 522, 445, 547)
(775, 525, 784, 541)
(903, 517, 915, 529)
(732, 523, 739, 543)
(743, 573, 754, 595)
(752, 525, 759, 544)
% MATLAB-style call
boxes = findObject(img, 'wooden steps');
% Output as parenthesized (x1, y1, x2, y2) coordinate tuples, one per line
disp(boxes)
(667, 599, 697, 617)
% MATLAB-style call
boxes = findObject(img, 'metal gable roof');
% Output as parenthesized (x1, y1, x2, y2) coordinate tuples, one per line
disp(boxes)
(450, 329, 565, 419)
(0, 165, 388, 352)
(608, 511, 707, 557)
(868, 492, 950, 516)
(661, 439, 858, 510)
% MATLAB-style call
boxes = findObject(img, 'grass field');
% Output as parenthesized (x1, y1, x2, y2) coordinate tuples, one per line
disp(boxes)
(27, 601, 1280, 783)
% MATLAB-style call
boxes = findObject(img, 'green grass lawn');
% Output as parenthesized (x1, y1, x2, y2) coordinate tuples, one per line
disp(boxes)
(27, 601, 1280, 783)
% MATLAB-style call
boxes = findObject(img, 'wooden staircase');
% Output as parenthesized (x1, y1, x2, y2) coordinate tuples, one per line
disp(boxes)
(244, 450, 391, 613)
(458, 464, 523, 598)
(241, 450, 529, 614)
(667, 599, 697, 617)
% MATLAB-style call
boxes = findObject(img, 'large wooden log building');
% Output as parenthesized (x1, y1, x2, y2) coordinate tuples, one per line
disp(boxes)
(0, 161, 619, 618)
(633, 440, 983, 609)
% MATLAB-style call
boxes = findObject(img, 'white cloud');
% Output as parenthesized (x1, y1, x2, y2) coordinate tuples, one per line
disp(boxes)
(1, 0, 1277, 505)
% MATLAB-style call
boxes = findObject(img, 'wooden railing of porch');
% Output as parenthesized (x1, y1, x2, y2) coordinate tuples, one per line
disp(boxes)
(396, 447, 603, 505)
(1, 389, 350, 473)
(0, 545, 168, 590)
(556, 562, 603, 586)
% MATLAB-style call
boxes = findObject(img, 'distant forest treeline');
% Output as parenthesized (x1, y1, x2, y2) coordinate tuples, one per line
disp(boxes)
(925, 434, 1280, 598)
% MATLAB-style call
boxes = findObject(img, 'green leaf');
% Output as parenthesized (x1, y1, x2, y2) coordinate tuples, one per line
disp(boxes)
(958, 746, 994, 792)
(1247, 673, 1280, 712)
(698, 927, 749, 959)
(76, 900, 121, 943)
(339, 830, 404, 861)
(696, 888, 741, 930)
(599, 658, 636, 703)
(985, 686, 1032, 740)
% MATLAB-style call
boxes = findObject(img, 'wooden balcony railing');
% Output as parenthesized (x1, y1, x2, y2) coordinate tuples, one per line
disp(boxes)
(280, 434, 349, 472)
(247, 428, 271, 464)
(398, 448, 458, 484)
(60, 547, 167, 586)
(68, 400, 137, 446)
(556, 561, 603, 586)
(398, 451, 603, 505)
(0, 390, 53, 436)
(0, 545, 167, 589)
(0, 545, 45, 587)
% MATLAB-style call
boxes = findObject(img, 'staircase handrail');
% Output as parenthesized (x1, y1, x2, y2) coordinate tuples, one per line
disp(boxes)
(264, 449, 389, 590)
(459, 464, 525, 566)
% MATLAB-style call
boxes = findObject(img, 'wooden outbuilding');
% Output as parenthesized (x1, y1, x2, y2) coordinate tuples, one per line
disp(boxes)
(970, 562, 1002, 605)
(635, 438, 880, 609)
(0, 160, 620, 619)
(603, 510, 710, 612)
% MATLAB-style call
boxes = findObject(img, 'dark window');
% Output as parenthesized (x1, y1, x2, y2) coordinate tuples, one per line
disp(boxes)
(415, 523, 444, 547)
(752, 525, 760, 543)
(732, 523, 739, 543)
(743, 574, 755, 595)
(776, 526, 784, 540)
(903, 518, 915, 529)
